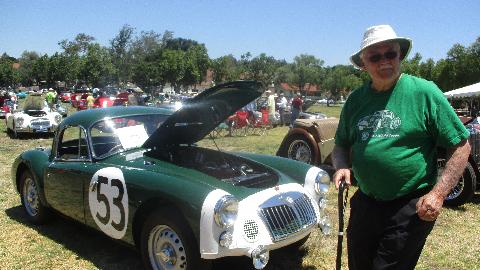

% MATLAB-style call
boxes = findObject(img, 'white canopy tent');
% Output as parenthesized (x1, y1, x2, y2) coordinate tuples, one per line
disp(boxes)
(444, 82, 480, 98)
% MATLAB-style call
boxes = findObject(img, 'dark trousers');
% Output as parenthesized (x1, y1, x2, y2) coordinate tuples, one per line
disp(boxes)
(347, 189, 436, 270)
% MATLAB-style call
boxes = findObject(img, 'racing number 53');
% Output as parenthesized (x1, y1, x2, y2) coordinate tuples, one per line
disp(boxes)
(89, 167, 129, 239)
(96, 176, 125, 231)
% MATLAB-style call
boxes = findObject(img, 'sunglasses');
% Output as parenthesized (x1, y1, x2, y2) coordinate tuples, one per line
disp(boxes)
(368, 51, 398, 63)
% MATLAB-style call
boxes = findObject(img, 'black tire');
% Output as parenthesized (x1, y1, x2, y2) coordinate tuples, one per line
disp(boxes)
(439, 159, 477, 207)
(140, 208, 211, 270)
(11, 121, 18, 139)
(19, 170, 50, 224)
(279, 134, 316, 165)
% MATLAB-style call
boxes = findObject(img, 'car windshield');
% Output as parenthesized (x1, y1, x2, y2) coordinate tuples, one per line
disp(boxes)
(90, 114, 169, 158)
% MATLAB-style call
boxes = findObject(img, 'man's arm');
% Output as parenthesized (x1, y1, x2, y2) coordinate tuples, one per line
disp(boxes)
(332, 145, 352, 189)
(417, 139, 471, 221)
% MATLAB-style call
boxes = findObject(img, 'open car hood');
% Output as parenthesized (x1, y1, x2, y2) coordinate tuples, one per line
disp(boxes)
(23, 95, 45, 111)
(143, 81, 263, 149)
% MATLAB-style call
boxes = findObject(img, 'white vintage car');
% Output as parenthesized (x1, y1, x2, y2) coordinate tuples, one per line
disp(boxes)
(6, 93, 62, 138)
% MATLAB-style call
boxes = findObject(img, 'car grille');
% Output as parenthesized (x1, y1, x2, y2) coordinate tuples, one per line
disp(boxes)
(259, 193, 317, 242)
(31, 119, 51, 127)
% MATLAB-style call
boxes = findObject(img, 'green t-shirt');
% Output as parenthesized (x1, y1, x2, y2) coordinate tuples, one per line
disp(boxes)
(335, 74, 469, 200)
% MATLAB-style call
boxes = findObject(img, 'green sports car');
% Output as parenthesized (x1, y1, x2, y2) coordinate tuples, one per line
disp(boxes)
(11, 81, 331, 270)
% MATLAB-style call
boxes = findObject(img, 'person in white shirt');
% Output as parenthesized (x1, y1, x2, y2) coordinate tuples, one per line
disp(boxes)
(277, 93, 288, 126)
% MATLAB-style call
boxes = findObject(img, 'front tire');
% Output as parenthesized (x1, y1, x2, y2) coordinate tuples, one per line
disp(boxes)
(140, 208, 210, 270)
(20, 170, 50, 224)
(439, 159, 477, 207)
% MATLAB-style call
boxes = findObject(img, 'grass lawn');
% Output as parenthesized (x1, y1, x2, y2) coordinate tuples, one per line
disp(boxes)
(0, 103, 478, 270)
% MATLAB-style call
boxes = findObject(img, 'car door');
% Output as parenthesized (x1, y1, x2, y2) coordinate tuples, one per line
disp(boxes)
(44, 125, 97, 223)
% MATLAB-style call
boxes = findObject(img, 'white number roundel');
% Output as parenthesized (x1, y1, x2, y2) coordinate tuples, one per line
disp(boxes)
(89, 167, 129, 239)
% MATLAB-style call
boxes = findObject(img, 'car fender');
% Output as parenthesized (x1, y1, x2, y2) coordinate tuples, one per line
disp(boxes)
(11, 149, 51, 206)
(122, 168, 217, 245)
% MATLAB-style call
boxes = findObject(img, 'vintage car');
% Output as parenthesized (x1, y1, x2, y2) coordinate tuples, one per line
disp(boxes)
(15, 90, 28, 99)
(277, 116, 479, 207)
(11, 81, 331, 270)
(70, 88, 91, 108)
(281, 99, 328, 126)
(93, 95, 115, 108)
(54, 103, 68, 118)
(277, 118, 339, 177)
(6, 93, 62, 138)
(59, 91, 71, 103)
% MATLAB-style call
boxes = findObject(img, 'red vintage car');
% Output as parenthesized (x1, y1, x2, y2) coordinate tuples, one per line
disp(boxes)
(59, 91, 71, 103)
(93, 96, 114, 108)
(0, 97, 15, 118)
(76, 93, 91, 111)
(70, 89, 91, 108)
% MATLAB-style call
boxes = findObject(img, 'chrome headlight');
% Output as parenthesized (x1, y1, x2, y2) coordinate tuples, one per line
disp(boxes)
(16, 117, 24, 127)
(54, 114, 62, 124)
(314, 171, 330, 195)
(214, 195, 238, 228)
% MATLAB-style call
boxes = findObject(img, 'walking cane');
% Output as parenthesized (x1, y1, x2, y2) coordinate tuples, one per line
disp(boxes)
(336, 180, 349, 270)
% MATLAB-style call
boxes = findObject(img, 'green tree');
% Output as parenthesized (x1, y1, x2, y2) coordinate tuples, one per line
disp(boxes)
(401, 52, 422, 76)
(289, 54, 324, 95)
(247, 53, 280, 87)
(211, 55, 240, 83)
(181, 44, 210, 88)
(80, 44, 115, 87)
(0, 55, 20, 87)
(164, 37, 199, 51)
(58, 33, 95, 56)
(18, 51, 39, 86)
(32, 54, 50, 86)
(158, 49, 186, 91)
(110, 24, 135, 84)
(322, 65, 361, 103)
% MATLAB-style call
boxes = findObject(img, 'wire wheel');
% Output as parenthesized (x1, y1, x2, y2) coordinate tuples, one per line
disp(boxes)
(287, 137, 313, 164)
(148, 225, 187, 270)
(22, 176, 39, 217)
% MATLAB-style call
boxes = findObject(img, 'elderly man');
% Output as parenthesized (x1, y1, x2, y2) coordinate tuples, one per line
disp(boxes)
(332, 25, 471, 270)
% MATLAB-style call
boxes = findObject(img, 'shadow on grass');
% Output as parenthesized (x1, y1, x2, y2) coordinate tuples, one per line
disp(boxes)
(444, 193, 480, 211)
(6, 206, 315, 270)
(471, 192, 480, 204)
(6, 205, 143, 270)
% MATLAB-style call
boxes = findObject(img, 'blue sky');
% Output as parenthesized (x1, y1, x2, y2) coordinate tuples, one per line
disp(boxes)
(1, 0, 479, 66)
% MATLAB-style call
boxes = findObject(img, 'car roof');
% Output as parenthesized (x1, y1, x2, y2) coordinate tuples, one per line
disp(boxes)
(59, 106, 174, 129)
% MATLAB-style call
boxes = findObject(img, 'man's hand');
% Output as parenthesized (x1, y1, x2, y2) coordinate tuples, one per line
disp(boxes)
(332, 145, 352, 190)
(416, 191, 444, 221)
(333, 168, 352, 189)
(417, 139, 470, 222)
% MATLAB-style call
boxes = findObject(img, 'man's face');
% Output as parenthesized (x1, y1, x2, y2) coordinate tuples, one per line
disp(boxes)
(360, 41, 401, 84)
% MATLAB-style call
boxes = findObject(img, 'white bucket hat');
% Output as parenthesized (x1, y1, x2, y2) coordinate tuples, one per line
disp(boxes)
(350, 25, 412, 69)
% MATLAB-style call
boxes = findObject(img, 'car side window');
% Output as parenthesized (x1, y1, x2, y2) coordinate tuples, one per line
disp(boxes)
(56, 126, 89, 160)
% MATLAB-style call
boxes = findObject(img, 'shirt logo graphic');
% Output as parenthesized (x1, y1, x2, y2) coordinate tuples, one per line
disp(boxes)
(357, 110, 401, 141)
